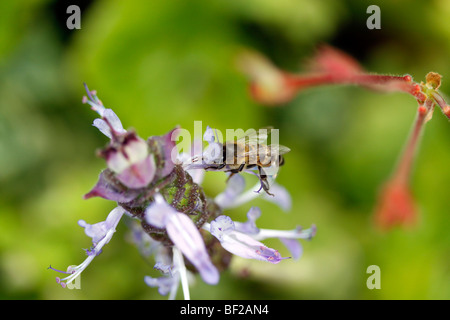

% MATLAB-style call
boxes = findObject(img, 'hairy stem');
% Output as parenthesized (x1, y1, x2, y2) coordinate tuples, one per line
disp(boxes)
(391, 103, 428, 185)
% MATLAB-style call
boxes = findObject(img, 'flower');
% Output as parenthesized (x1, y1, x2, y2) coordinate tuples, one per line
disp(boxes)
(144, 247, 192, 300)
(187, 125, 223, 167)
(209, 215, 288, 264)
(374, 179, 417, 230)
(83, 170, 142, 202)
(214, 173, 292, 211)
(145, 194, 219, 285)
(52, 84, 316, 300)
(83, 83, 127, 138)
(145, 261, 179, 298)
(206, 209, 316, 263)
(49, 206, 126, 287)
(100, 133, 157, 189)
(78, 206, 125, 246)
(148, 127, 180, 178)
(83, 84, 158, 189)
(145, 273, 178, 297)
(236, 50, 299, 105)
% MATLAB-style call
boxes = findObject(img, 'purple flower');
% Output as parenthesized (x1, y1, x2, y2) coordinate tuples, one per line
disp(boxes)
(145, 194, 219, 285)
(83, 84, 157, 189)
(234, 206, 261, 235)
(203, 125, 216, 143)
(49, 206, 126, 287)
(262, 183, 292, 211)
(78, 206, 125, 245)
(83, 170, 142, 202)
(101, 134, 156, 189)
(178, 139, 205, 184)
(207, 208, 316, 261)
(214, 173, 292, 211)
(279, 237, 303, 260)
(83, 83, 126, 138)
(251, 224, 316, 261)
(154, 262, 173, 275)
(209, 215, 288, 264)
(214, 174, 246, 207)
(144, 247, 191, 300)
(186, 126, 222, 169)
(145, 274, 177, 297)
(92, 109, 127, 139)
(149, 127, 180, 178)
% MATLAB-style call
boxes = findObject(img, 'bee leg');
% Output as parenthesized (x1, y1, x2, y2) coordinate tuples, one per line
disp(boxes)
(226, 172, 236, 182)
(226, 164, 245, 182)
(257, 167, 274, 196)
(204, 163, 226, 171)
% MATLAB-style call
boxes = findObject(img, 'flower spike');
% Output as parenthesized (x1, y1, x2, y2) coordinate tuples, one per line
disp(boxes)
(52, 84, 315, 299)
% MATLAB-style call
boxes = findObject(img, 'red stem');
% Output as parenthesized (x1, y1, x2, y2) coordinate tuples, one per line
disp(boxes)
(391, 105, 428, 185)
(285, 73, 420, 99)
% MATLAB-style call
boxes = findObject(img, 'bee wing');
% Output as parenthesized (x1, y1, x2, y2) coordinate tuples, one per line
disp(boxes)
(244, 145, 290, 156)
(235, 127, 273, 145)
(267, 145, 291, 155)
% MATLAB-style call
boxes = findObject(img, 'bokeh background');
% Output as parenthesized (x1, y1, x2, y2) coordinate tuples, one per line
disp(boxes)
(0, 0, 449, 300)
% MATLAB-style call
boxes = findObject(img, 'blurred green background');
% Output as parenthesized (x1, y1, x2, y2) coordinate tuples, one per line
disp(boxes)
(0, 0, 449, 300)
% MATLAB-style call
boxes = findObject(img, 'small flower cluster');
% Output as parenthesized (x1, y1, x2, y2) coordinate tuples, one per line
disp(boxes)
(239, 45, 450, 230)
(49, 84, 316, 299)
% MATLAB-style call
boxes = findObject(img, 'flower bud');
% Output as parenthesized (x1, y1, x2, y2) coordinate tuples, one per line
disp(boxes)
(374, 180, 417, 230)
(100, 132, 156, 189)
(426, 72, 441, 90)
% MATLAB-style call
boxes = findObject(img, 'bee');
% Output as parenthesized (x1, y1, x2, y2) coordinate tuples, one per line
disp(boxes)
(198, 128, 290, 196)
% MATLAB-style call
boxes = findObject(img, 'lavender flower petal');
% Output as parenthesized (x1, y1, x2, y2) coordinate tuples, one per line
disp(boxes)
(203, 126, 215, 143)
(83, 84, 126, 138)
(279, 237, 303, 260)
(262, 183, 292, 211)
(145, 194, 219, 285)
(144, 194, 173, 228)
(115, 154, 156, 189)
(78, 206, 125, 245)
(102, 134, 156, 189)
(102, 109, 126, 135)
(83, 170, 141, 202)
(210, 215, 235, 241)
(154, 262, 172, 276)
(209, 215, 288, 264)
(144, 275, 176, 296)
(166, 212, 219, 285)
(51, 206, 126, 287)
(93, 119, 113, 139)
(234, 206, 261, 235)
(214, 174, 246, 208)
(92, 110, 126, 138)
(149, 127, 179, 177)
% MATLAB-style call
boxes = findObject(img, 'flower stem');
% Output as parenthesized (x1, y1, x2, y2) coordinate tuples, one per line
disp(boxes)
(392, 103, 428, 185)
(285, 73, 415, 95)
(173, 247, 190, 300)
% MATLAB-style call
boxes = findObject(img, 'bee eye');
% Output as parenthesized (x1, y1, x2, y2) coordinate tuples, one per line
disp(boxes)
(278, 155, 285, 166)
